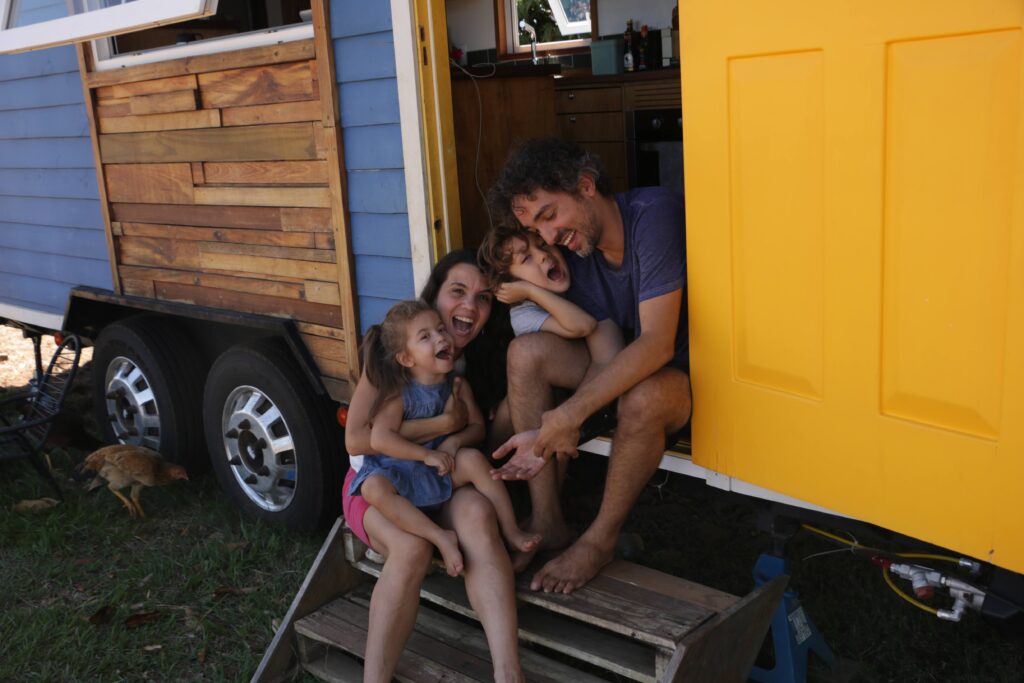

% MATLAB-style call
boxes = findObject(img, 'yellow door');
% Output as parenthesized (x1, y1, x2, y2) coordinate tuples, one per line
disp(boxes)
(681, 0, 1024, 573)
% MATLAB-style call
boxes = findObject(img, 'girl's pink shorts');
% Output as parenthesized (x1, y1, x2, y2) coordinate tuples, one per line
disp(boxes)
(342, 468, 374, 549)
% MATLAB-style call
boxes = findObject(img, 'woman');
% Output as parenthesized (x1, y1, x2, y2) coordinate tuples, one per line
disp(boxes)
(343, 251, 520, 683)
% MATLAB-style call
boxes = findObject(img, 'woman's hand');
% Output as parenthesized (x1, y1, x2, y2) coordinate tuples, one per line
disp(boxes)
(495, 280, 535, 305)
(425, 450, 455, 476)
(442, 377, 469, 433)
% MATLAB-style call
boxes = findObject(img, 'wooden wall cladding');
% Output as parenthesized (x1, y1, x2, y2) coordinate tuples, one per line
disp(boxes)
(82, 36, 357, 399)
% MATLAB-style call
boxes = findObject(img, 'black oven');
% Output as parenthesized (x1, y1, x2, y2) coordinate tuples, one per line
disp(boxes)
(626, 108, 683, 190)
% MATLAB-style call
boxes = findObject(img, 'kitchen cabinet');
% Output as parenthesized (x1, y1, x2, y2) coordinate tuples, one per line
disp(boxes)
(555, 70, 681, 192)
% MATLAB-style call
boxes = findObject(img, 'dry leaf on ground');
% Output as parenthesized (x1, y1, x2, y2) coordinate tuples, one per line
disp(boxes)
(125, 611, 162, 629)
(12, 498, 59, 512)
(88, 605, 115, 625)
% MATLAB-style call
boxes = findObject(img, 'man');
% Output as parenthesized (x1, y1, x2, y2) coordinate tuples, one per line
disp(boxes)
(488, 138, 691, 594)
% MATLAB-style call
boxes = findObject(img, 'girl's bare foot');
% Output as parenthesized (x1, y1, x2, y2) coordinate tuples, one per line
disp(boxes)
(504, 527, 542, 554)
(435, 529, 464, 576)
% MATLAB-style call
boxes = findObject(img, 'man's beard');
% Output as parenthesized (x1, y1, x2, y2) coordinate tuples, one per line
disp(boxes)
(572, 203, 601, 257)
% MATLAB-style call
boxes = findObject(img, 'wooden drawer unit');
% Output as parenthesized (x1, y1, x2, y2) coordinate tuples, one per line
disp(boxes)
(556, 86, 623, 114)
(555, 82, 627, 190)
(558, 111, 625, 142)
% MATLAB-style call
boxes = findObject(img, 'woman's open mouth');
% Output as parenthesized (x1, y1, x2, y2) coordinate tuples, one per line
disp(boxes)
(451, 315, 474, 336)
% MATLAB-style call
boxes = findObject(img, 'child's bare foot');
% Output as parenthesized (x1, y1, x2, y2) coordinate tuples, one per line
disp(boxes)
(504, 527, 542, 554)
(435, 530, 464, 576)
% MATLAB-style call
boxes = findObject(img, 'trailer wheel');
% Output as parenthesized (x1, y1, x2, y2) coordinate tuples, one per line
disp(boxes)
(93, 317, 205, 470)
(203, 339, 339, 530)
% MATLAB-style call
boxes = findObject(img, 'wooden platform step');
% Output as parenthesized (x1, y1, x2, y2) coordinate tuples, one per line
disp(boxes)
(252, 519, 787, 683)
(295, 584, 608, 683)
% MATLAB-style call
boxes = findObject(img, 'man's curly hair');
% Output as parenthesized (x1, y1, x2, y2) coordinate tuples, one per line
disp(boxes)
(488, 137, 612, 229)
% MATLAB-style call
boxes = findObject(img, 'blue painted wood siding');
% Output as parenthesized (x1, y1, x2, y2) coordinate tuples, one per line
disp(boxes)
(331, 0, 415, 333)
(0, 45, 111, 321)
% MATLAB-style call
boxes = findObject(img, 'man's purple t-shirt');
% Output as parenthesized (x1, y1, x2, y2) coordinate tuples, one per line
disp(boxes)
(565, 186, 688, 371)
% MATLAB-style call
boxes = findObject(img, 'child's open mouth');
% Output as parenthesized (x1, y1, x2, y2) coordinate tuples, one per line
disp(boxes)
(547, 263, 564, 282)
(435, 346, 452, 361)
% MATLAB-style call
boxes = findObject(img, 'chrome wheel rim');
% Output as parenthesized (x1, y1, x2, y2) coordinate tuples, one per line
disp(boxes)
(221, 385, 297, 512)
(104, 356, 161, 451)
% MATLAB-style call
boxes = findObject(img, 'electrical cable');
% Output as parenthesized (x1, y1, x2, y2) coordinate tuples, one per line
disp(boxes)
(449, 57, 496, 232)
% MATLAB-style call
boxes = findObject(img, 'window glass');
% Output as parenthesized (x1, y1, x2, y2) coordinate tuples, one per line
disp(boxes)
(108, 0, 309, 57)
(511, 0, 591, 54)
(0, 0, 214, 54)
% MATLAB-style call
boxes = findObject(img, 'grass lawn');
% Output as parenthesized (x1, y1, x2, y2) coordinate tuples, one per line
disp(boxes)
(2, 361, 1022, 682)
(0, 444, 323, 682)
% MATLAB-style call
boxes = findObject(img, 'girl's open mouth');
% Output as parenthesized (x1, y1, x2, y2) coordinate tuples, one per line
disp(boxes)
(547, 263, 564, 282)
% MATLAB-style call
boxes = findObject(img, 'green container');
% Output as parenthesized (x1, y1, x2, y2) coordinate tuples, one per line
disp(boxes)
(591, 37, 624, 75)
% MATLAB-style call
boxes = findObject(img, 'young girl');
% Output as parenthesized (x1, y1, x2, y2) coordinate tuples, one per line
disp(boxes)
(347, 299, 540, 576)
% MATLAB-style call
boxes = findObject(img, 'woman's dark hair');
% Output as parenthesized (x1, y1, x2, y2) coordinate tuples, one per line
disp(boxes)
(361, 299, 433, 419)
(488, 137, 612, 230)
(420, 249, 511, 419)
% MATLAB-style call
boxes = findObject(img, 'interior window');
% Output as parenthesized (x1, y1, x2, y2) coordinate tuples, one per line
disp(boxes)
(499, 0, 595, 58)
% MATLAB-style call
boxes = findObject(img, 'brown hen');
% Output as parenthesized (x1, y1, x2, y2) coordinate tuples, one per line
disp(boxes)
(82, 444, 188, 518)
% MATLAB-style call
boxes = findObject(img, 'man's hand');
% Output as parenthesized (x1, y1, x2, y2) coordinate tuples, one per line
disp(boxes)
(424, 450, 455, 476)
(535, 407, 581, 460)
(490, 429, 548, 480)
(495, 280, 535, 305)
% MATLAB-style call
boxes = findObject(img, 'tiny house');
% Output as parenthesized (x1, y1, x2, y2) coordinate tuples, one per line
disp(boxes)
(1, 0, 1022, 613)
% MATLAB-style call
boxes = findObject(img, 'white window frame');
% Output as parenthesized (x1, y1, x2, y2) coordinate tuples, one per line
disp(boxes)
(91, 20, 313, 71)
(0, 0, 218, 55)
(505, 0, 592, 57)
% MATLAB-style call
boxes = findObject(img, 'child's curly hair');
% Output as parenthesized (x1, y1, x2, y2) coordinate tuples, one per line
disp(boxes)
(477, 223, 534, 286)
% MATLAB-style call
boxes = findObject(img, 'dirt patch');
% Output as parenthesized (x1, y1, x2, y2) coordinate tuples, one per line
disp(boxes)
(0, 326, 93, 391)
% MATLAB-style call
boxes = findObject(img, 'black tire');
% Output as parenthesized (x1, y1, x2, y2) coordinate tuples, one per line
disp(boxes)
(203, 339, 341, 530)
(92, 316, 206, 471)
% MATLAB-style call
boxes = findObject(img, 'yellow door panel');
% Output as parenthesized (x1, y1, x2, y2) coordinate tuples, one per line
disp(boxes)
(681, 0, 1024, 572)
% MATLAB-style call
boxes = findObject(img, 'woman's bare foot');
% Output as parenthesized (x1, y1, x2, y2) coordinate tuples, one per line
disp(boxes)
(435, 529, 464, 576)
(493, 662, 525, 683)
(503, 527, 542, 554)
(510, 521, 574, 573)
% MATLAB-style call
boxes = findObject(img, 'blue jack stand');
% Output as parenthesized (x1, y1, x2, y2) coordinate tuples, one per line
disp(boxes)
(749, 553, 836, 683)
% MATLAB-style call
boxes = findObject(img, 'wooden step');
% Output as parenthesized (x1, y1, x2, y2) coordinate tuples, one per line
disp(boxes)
(253, 519, 787, 683)
(294, 584, 608, 683)
(353, 554, 658, 681)
(343, 528, 735, 681)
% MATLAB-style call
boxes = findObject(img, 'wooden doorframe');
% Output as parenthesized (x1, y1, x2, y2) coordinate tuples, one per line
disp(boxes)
(390, 0, 462, 293)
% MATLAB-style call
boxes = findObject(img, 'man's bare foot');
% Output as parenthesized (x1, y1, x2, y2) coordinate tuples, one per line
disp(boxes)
(510, 522, 573, 573)
(503, 527, 542, 554)
(435, 530, 464, 576)
(530, 536, 614, 593)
